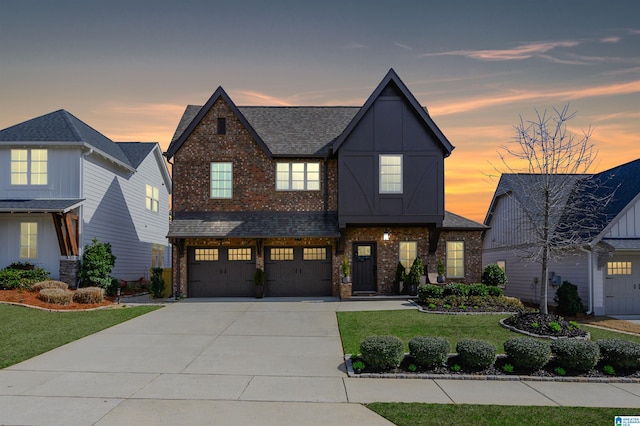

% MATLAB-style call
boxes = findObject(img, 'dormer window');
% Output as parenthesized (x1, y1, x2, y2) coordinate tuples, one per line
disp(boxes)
(217, 118, 226, 135)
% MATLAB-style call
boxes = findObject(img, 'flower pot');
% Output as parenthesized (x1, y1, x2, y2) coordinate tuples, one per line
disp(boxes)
(407, 282, 418, 296)
(437, 275, 445, 283)
(342, 276, 351, 284)
(254, 284, 265, 298)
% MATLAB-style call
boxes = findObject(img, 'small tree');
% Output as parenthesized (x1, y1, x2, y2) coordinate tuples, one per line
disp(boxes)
(79, 238, 116, 288)
(482, 264, 507, 287)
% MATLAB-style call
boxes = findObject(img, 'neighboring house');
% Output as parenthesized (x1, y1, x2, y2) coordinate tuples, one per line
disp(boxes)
(483, 158, 640, 315)
(165, 69, 487, 298)
(0, 110, 172, 285)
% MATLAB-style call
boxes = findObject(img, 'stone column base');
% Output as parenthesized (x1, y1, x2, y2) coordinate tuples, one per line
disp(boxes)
(59, 258, 81, 288)
(340, 283, 352, 299)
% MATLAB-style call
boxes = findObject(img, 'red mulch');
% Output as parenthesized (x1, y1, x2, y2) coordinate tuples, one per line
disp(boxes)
(0, 289, 114, 311)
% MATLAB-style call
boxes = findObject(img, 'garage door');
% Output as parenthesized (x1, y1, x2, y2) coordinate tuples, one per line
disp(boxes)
(188, 247, 254, 297)
(605, 258, 640, 315)
(265, 246, 332, 297)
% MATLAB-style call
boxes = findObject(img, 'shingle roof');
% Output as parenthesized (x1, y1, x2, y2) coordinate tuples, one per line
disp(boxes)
(0, 199, 83, 213)
(168, 211, 340, 239)
(0, 110, 132, 168)
(117, 142, 156, 168)
(443, 211, 488, 230)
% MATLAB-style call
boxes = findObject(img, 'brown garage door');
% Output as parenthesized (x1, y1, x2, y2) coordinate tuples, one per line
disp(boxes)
(265, 246, 332, 297)
(188, 247, 254, 297)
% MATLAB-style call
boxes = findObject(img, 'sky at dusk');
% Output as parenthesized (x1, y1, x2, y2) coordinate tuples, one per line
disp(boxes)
(1, 0, 639, 222)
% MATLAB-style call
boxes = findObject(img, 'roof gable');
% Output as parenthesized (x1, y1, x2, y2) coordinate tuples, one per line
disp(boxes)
(164, 87, 272, 159)
(332, 68, 454, 155)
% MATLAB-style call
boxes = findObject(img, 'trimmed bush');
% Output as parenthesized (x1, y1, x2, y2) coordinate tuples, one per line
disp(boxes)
(550, 339, 599, 371)
(504, 337, 551, 371)
(38, 288, 73, 305)
(30, 281, 69, 292)
(443, 282, 468, 297)
(418, 284, 443, 300)
(0, 266, 51, 290)
(455, 339, 496, 370)
(487, 286, 504, 297)
(554, 281, 585, 316)
(467, 283, 489, 297)
(360, 336, 404, 371)
(79, 238, 116, 288)
(409, 336, 450, 369)
(597, 340, 640, 370)
(150, 267, 165, 298)
(482, 264, 506, 287)
(73, 287, 105, 304)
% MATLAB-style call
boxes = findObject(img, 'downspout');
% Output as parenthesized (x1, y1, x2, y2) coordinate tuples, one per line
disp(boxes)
(166, 155, 178, 299)
(580, 246, 593, 315)
(323, 156, 329, 215)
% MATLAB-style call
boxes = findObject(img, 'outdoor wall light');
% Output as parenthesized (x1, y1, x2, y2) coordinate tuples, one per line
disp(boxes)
(383, 231, 390, 241)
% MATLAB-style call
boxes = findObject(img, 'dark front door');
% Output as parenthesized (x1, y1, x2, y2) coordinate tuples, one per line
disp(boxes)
(352, 242, 376, 292)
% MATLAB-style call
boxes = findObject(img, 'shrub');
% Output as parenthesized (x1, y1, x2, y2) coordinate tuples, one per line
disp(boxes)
(487, 286, 504, 297)
(31, 281, 69, 292)
(360, 336, 404, 371)
(406, 257, 424, 287)
(442, 295, 466, 307)
(554, 281, 585, 316)
(597, 340, 640, 370)
(409, 336, 450, 369)
(500, 296, 524, 310)
(503, 337, 551, 371)
(0, 266, 51, 290)
(443, 283, 468, 297)
(482, 264, 506, 287)
(38, 288, 73, 305)
(79, 238, 116, 288)
(455, 339, 496, 370)
(73, 287, 105, 304)
(150, 267, 165, 298)
(467, 283, 489, 297)
(394, 262, 406, 284)
(418, 284, 443, 300)
(550, 339, 599, 371)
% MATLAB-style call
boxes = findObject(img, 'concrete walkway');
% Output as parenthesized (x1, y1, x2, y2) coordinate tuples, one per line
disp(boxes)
(1, 298, 639, 425)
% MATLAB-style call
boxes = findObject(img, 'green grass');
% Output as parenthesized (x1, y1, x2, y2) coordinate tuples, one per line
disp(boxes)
(337, 310, 640, 355)
(367, 403, 634, 426)
(0, 304, 160, 369)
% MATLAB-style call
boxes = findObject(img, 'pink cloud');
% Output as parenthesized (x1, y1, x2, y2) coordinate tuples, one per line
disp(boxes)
(420, 41, 580, 61)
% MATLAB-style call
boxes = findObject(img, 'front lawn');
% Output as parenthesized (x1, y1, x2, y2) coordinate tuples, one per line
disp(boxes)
(367, 403, 634, 426)
(0, 304, 160, 369)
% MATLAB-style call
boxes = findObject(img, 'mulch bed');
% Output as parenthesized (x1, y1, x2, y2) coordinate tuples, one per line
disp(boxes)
(0, 289, 114, 311)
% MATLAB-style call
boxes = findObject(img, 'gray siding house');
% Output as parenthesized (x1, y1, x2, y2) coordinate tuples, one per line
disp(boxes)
(0, 110, 172, 285)
(483, 159, 640, 316)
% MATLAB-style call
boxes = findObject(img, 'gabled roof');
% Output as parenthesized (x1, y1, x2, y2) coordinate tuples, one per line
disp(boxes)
(443, 211, 488, 230)
(332, 68, 455, 155)
(117, 142, 156, 168)
(0, 110, 133, 169)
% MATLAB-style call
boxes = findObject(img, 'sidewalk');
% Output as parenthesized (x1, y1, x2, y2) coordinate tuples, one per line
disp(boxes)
(0, 298, 639, 426)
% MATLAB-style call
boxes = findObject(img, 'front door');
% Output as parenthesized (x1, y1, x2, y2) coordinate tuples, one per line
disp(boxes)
(352, 242, 376, 292)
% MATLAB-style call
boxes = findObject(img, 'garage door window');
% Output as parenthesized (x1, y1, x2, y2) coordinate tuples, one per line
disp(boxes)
(270, 248, 294, 261)
(195, 248, 218, 261)
(607, 261, 632, 275)
(229, 248, 251, 261)
(303, 248, 326, 261)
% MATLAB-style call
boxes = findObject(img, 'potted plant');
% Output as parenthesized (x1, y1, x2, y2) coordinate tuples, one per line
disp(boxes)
(406, 257, 423, 296)
(341, 257, 351, 283)
(437, 257, 446, 283)
(254, 267, 265, 298)
(394, 262, 406, 294)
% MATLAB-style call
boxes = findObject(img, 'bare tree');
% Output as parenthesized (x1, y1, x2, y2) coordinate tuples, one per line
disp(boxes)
(492, 104, 614, 314)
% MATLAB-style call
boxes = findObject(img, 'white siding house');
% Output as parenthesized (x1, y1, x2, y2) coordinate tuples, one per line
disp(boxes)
(483, 159, 640, 316)
(0, 110, 171, 285)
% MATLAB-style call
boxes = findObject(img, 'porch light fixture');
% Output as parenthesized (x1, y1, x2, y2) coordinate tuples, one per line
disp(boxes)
(383, 231, 390, 241)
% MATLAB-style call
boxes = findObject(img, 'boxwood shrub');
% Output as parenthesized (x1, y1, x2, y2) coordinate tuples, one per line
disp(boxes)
(455, 339, 496, 370)
(597, 339, 640, 370)
(418, 284, 443, 300)
(550, 339, 599, 371)
(467, 283, 489, 297)
(360, 336, 404, 371)
(443, 283, 468, 297)
(409, 336, 450, 369)
(503, 337, 551, 371)
(0, 266, 51, 290)
(487, 286, 504, 297)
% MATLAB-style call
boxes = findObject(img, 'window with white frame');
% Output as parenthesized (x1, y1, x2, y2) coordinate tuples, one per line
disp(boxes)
(379, 154, 402, 194)
(399, 241, 417, 270)
(146, 184, 159, 212)
(11, 149, 48, 185)
(20, 222, 38, 259)
(446, 241, 465, 278)
(210, 162, 232, 199)
(276, 162, 320, 191)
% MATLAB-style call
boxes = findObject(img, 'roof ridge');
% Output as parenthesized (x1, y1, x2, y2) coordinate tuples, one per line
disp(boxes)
(58, 110, 85, 142)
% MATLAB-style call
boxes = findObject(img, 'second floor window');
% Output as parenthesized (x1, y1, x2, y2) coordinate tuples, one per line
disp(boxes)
(210, 162, 232, 199)
(276, 162, 320, 191)
(11, 149, 48, 185)
(379, 154, 402, 194)
(146, 184, 159, 212)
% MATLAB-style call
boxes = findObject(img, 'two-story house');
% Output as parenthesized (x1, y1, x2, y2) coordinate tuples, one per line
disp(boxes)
(0, 110, 172, 286)
(165, 69, 487, 298)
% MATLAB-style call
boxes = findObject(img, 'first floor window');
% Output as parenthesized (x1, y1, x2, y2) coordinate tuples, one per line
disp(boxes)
(228, 248, 251, 261)
(195, 248, 218, 261)
(210, 162, 232, 199)
(276, 162, 320, 191)
(270, 248, 294, 261)
(399, 241, 417, 270)
(152, 244, 165, 267)
(146, 184, 159, 212)
(20, 222, 37, 258)
(11, 149, 47, 185)
(607, 261, 632, 275)
(303, 247, 326, 261)
(446, 241, 464, 278)
(379, 154, 402, 194)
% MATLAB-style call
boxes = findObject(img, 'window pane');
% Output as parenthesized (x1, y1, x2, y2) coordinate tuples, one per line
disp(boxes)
(303, 247, 326, 261)
(380, 155, 402, 194)
(276, 163, 290, 190)
(30, 149, 47, 185)
(11, 149, 28, 185)
(399, 241, 417, 270)
(270, 248, 294, 261)
(607, 261, 632, 275)
(20, 222, 37, 258)
(195, 248, 218, 261)
(210, 162, 232, 198)
(446, 241, 464, 278)
(229, 248, 251, 261)
(306, 163, 320, 190)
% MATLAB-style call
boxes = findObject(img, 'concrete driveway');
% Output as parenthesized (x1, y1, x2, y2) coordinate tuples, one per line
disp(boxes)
(2, 297, 640, 425)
